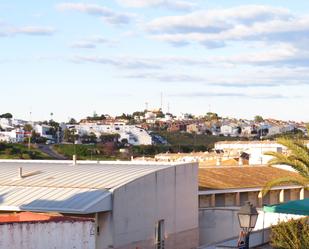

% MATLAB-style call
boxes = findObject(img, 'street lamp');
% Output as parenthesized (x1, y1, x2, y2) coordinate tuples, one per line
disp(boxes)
(237, 201, 258, 249)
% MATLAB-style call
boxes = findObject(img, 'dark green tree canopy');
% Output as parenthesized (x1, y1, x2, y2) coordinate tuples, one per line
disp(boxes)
(0, 113, 13, 119)
(254, 115, 264, 123)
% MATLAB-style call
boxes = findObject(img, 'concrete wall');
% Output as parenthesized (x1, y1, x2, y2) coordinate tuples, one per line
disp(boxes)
(199, 207, 303, 247)
(199, 188, 304, 208)
(214, 142, 285, 165)
(99, 163, 199, 249)
(0, 220, 95, 249)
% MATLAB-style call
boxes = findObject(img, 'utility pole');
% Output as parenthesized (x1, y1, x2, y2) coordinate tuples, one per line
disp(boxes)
(28, 135, 31, 151)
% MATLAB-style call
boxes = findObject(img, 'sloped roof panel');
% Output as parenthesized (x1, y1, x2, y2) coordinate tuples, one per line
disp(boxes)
(0, 161, 177, 213)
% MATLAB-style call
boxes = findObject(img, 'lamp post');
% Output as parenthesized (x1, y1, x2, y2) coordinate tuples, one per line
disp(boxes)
(237, 201, 258, 249)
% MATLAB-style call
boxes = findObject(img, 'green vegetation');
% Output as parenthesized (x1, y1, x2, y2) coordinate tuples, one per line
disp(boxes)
(53, 144, 128, 160)
(263, 136, 309, 195)
(270, 218, 309, 249)
(155, 131, 247, 149)
(0, 113, 13, 119)
(0, 143, 51, 159)
(254, 115, 264, 123)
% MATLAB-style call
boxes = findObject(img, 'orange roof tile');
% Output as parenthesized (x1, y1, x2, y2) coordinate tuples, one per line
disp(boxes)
(199, 166, 304, 190)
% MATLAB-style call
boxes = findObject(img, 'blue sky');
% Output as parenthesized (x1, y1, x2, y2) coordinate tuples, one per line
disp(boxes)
(1, 0, 309, 122)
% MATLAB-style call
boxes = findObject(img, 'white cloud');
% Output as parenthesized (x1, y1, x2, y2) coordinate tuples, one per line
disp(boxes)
(71, 55, 162, 69)
(0, 25, 55, 37)
(70, 41, 96, 49)
(11, 26, 55, 36)
(171, 92, 297, 99)
(70, 43, 309, 70)
(57, 3, 135, 25)
(116, 0, 195, 11)
(70, 36, 118, 49)
(145, 5, 309, 49)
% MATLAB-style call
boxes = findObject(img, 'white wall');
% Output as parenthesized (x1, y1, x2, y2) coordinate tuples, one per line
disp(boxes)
(99, 163, 199, 249)
(0, 220, 95, 249)
(74, 124, 152, 145)
(214, 142, 285, 165)
(199, 207, 303, 247)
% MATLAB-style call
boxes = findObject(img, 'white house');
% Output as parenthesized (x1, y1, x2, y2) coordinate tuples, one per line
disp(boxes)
(0, 118, 13, 130)
(0, 160, 198, 249)
(73, 123, 152, 145)
(34, 124, 54, 140)
(0, 128, 26, 143)
(214, 140, 286, 165)
(220, 124, 240, 137)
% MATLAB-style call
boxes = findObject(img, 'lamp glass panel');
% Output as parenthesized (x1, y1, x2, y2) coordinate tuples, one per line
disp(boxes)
(250, 214, 258, 228)
(238, 214, 250, 228)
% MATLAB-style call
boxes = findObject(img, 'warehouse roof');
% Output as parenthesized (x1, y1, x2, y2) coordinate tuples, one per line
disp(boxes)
(0, 160, 179, 214)
(199, 166, 304, 190)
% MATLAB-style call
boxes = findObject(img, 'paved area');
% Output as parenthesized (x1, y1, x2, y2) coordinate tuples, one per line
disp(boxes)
(37, 144, 67, 160)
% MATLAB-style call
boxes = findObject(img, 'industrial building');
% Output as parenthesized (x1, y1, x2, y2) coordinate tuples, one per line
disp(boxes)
(0, 160, 198, 249)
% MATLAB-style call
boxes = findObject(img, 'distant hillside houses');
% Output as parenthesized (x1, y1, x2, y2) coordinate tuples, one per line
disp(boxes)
(0, 117, 55, 143)
(0, 111, 307, 145)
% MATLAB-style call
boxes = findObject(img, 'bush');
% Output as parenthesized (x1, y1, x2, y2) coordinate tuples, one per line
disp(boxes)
(270, 218, 309, 249)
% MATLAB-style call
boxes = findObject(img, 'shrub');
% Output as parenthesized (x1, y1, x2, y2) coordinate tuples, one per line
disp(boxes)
(270, 217, 309, 249)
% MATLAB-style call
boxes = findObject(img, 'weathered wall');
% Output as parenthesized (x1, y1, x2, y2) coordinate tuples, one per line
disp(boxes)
(199, 207, 304, 247)
(104, 163, 199, 249)
(0, 220, 95, 249)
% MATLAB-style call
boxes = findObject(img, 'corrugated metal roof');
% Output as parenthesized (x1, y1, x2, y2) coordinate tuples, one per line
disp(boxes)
(0, 161, 177, 214)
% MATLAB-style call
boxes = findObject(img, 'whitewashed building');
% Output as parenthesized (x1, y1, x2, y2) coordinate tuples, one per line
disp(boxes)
(214, 141, 286, 165)
(0, 128, 26, 143)
(0, 160, 198, 249)
(74, 123, 152, 145)
(34, 124, 54, 140)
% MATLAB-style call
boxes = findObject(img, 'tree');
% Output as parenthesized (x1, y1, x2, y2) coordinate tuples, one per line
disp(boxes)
(63, 128, 78, 143)
(262, 135, 309, 195)
(68, 118, 77, 124)
(87, 114, 106, 121)
(116, 113, 132, 120)
(0, 113, 13, 119)
(270, 218, 309, 249)
(89, 132, 97, 144)
(23, 124, 33, 132)
(100, 133, 120, 144)
(156, 111, 165, 118)
(205, 112, 219, 121)
(254, 115, 264, 123)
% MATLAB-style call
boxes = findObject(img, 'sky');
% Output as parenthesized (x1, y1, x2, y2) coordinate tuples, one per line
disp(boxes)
(1, 0, 309, 122)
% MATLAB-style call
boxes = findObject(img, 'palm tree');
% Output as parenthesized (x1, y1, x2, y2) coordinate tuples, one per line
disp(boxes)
(262, 137, 309, 195)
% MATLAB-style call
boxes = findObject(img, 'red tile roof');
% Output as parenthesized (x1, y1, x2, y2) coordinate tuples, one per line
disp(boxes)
(0, 212, 93, 224)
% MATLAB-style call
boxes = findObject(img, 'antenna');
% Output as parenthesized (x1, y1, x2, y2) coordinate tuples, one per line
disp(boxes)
(160, 92, 163, 111)
(145, 102, 148, 111)
(167, 102, 170, 114)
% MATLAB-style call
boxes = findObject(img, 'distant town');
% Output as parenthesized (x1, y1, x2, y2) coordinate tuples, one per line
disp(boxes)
(0, 109, 308, 249)
(0, 109, 307, 160)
